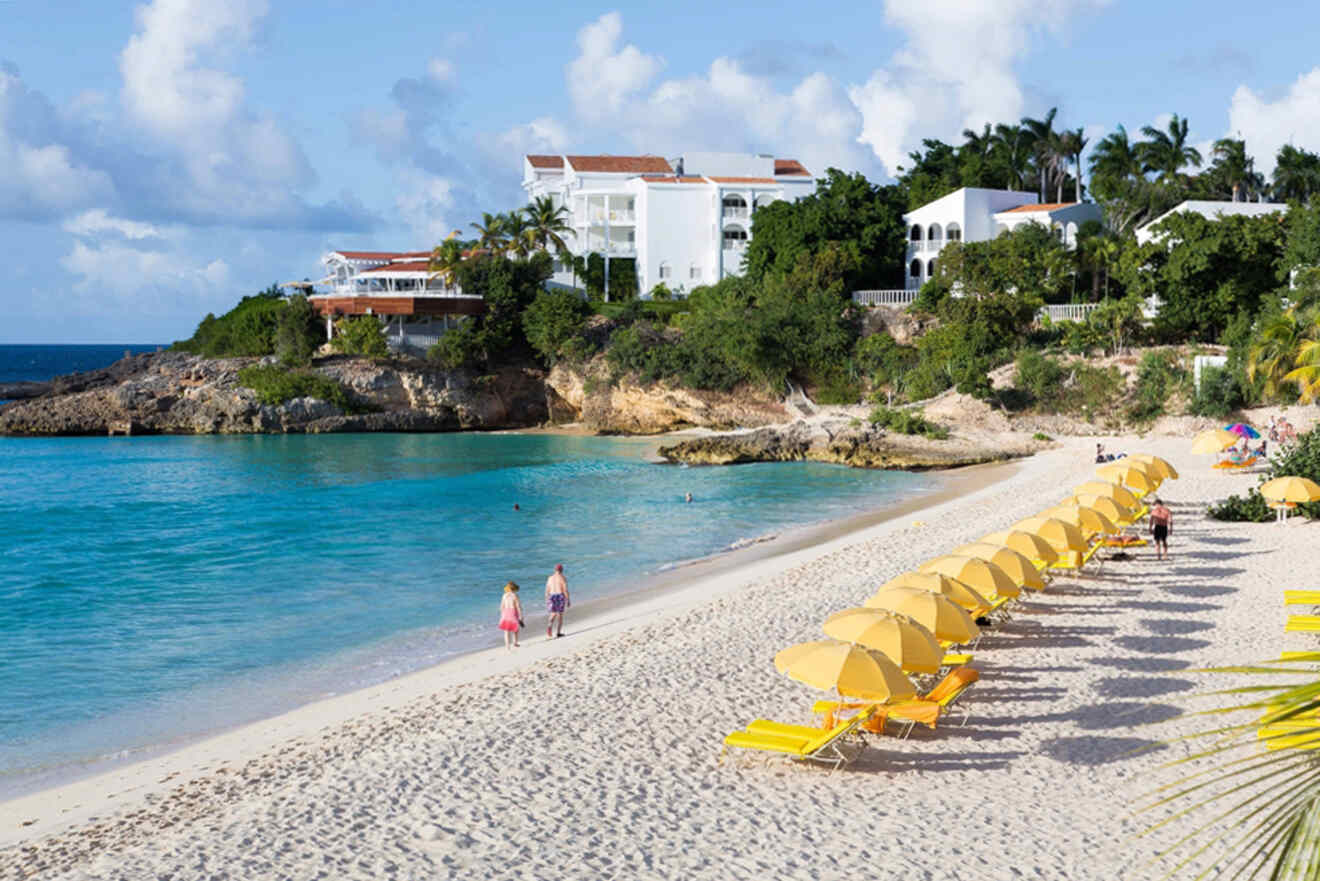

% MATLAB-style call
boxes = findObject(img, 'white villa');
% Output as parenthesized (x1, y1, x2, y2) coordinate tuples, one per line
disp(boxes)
(1134, 199, 1290, 245)
(304, 250, 485, 350)
(522, 152, 816, 297)
(902, 188, 1104, 290)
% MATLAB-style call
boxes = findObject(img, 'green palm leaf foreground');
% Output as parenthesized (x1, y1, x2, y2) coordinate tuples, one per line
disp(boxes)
(1140, 659, 1320, 880)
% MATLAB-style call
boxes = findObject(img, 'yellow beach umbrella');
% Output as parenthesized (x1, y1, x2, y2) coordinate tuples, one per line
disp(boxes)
(822, 608, 943, 675)
(1191, 428, 1240, 455)
(864, 587, 981, 644)
(1260, 476, 1320, 504)
(1039, 504, 1119, 537)
(980, 529, 1060, 565)
(774, 639, 917, 701)
(1073, 480, 1141, 510)
(1011, 516, 1088, 553)
(950, 542, 1046, 590)
(877, 571, 991, 612)
(1126, 454, 1179, 480)
(919, 555, 1021, 599)
(1065, 493, 1136, 526)
(1096, 462, 1161, 495)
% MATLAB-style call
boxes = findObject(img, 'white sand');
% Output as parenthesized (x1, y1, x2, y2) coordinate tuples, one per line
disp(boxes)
(3, 428, 1318, 880)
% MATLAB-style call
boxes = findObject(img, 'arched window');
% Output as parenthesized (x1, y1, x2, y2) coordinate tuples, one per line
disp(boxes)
(910, 224, 923, 241)
(1065, 221, 1078, 245)
(723, 225, 749, 249)
(1052, 223, 1064, 242)
(928, 259, 937, 278)
(658, 261, 672, 280)
(689, 264, 701, 281)
(946, 222, 962, 242)
(722, 194, 748, 219)
(928, 223, 943, 243)
(754, 194, 776, 210)
(909, 258, 923, 280)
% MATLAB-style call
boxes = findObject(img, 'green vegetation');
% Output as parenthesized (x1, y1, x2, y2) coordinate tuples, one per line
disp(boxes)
(1009, 351, 1126, 418)
(1032, 432, 1052, 441)
(236, 365, 364, 412)
(868, 406, 949, 439)
(330, 315, 389, 358)
(175, 286, 321, 364)
(1127, 350, 1188, 421)
(1210, 427, 1320, 521)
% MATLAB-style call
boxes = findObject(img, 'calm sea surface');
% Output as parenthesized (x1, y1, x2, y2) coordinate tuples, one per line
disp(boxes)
(0, 347, 940, 793)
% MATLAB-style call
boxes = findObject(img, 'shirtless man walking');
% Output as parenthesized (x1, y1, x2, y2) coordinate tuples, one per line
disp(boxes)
(1149, 498, 1173, 561)
(545, 563, 570, 639)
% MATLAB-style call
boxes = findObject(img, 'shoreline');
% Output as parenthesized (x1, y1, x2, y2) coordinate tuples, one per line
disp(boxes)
(0, 454, 1020, 844)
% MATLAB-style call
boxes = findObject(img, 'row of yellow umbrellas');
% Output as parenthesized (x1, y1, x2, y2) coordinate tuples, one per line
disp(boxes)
(771, 454, 1180, 702)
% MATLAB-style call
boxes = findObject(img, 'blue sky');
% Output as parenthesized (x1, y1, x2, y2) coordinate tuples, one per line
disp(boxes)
(3, 0, 1320, 342)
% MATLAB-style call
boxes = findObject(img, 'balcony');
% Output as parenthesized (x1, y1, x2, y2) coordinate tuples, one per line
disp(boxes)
(722, 206, 749, 220)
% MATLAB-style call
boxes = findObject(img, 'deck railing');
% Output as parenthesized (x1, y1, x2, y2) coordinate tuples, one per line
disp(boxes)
(852, 289, 917, 307)
(1039, 303, 1100, 323)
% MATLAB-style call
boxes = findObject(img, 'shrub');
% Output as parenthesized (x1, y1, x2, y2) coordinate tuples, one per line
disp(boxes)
(1013, 350, 1065, 406)
(1033, 432, 1053, 441)
(1189, 365, 1247, 419)
(428, 321, 483, 369)
(812, 370, 863, 405)
(855, 332, 918, 394)
(1207, 491, 1273, 522)
(331, 316, 389, 358)
(237, 365, 359, 411)
(868, 405, 949, 439)
(522, 289, 590, 365)
(1128, 350, 1188, 421)
(174, 285, 287, 357)
(275, 294, 322, 366)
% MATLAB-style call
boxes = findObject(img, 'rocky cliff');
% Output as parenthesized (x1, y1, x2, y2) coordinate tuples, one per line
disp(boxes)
(657, 419, 1045, 470)
(0, 352, 550, 436)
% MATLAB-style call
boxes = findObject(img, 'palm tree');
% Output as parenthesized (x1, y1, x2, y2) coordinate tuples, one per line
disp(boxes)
(1272, 144, 1320, 202)
(429, 236, 465, 288)
(1055, 128, 1089, 202)
(1210, 138, 1263, 202)
(469, 212, 507, 254)
(524, 196, 573, 254)
(992, 123, 1035, 192)
(1285, 337, 1320, 402)
(961, 123, 994, 160)
(1248, 310, 1311, 399)
(1021, 107, 1060, 201)
(1138, 114, 1202, 182)
(501, 212, 534, 259)
(1089, 125, 1143, 182)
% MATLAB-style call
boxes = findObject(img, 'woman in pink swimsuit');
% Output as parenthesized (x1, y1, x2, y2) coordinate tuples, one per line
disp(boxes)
(498, 582, 524, 650)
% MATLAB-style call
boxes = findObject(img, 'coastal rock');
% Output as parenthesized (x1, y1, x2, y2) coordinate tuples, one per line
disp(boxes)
(546, 362, 788, 434)
(658, 419, 1043, 470)
(860, 306, 937, 346)
(0, 352, 550, 436)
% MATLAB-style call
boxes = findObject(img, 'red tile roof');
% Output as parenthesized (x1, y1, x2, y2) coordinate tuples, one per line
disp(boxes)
(362, 260, 434, 273)
(568, 155, 673, 174)
(998, 202, 1076, 213)
(526, 154, 564, 169)
(774, 159, 811, 176)
(333, 250, 407, 260)
(709, 176, 778, 184)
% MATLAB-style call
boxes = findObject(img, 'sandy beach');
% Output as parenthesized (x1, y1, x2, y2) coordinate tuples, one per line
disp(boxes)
(4, 426, 1318, 880)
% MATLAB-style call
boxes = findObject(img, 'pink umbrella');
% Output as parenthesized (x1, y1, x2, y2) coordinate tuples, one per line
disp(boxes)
(1225, 422, 1260, 440)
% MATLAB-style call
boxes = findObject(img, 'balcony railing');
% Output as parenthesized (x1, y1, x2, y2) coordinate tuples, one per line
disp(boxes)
(722, 207, 749, 219)
(579, 210, 636, 225)
(320, 283, 480, 299)
(584, 241, 636, 256)
(906, 240, 944, 253)
(852, 289, 917, 307)
(1038, 303, 1099, 323)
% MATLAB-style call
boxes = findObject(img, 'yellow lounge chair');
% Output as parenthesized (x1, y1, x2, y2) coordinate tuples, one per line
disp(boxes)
(1285, 591, 1320, 606)
(1285, 616, 1320, 633)
(942, 652, 974, 667)
(813, 666, 981, 740)
(721, 707, 874, 773)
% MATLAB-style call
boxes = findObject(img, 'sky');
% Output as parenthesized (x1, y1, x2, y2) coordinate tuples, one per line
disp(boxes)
(3, 0, 1320, 342)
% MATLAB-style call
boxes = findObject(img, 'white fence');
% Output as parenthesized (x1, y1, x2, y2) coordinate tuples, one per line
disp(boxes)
(1039, 303, 1100, 323)
(852, 289, 917, 307)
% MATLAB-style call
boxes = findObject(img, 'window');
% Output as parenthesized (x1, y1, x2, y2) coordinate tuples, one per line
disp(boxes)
(659, 262, 672, 280)
(910, 224, 923, 241)
(689, 265, 701, 281)
(928, 223, 943, 242)
(722, 226, 749, 248)
(909, 258, 922, 280)
(946, 222, 962, 242)
(928, 259, 937, 278)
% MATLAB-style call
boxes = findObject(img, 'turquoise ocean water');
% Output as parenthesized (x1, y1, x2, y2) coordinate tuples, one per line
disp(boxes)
(0, 431, 939, 793)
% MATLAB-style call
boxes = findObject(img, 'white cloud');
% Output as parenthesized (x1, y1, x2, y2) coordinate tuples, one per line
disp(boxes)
(60, 239, 230, 296)
(392, 169, 460, 246)
(1228, 68, 1320, 177)
(494, 116, 570, 158)
(427, 58, 455, 82)
(566, 13, 663, 123)
(63, 209, 170, 240)
(851, 0, 1111, 174)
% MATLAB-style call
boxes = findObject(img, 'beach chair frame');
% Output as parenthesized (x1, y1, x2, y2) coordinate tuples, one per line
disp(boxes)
(720, 709, 872, 774)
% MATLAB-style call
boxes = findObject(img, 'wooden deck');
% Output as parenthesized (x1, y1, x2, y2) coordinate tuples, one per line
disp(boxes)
(311, 296, 485, 317)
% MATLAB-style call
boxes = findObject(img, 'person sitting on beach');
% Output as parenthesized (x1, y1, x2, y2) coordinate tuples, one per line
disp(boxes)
(1095, 443, 1106, 464)
(545, 564, 570, 639)
(1149, 499, 1173, 561)
(498, 582, 524, 651)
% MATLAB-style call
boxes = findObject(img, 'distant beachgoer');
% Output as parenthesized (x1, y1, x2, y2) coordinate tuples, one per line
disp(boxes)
(684, 492, 693, 503)
(498, 582, 524, 651)
(1095, 443, 1106, 464)
(513, 503, 520, 511)
(545, 564, 570, 638)
(1149, 499, 1173, 561)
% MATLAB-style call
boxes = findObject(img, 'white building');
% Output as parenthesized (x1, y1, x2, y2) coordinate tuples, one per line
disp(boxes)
(1135, 199, 1290, 245)
(522, 152, 815, 297)
(902, 188, 1103, 290)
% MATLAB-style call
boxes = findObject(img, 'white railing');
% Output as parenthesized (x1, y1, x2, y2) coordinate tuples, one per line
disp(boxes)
(319, 283, 480, 299)
(1039, 303, 1100, 323)
(582, 210, 636, 225)
(585, 241, 636, 256)
(722, 207, 749, 219)
(852, 289, 917, 307)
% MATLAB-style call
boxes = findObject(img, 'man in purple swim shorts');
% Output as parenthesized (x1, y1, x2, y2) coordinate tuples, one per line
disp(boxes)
(545, 563, 570, 639)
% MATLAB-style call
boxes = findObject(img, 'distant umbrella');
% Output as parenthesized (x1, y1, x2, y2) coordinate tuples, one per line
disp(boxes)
(1224, 422, 1260, 439)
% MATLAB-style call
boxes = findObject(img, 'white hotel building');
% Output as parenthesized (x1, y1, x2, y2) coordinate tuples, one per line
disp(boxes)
(901, 187, 1103, 290)
(522, 152, 816, 296)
